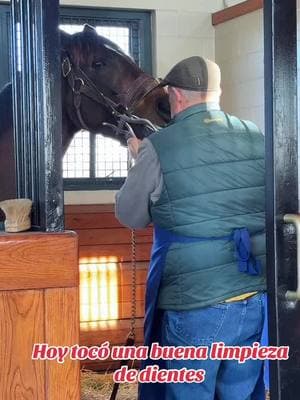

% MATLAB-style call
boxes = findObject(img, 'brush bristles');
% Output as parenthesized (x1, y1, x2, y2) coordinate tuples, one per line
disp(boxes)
(0, 199, 32, 232)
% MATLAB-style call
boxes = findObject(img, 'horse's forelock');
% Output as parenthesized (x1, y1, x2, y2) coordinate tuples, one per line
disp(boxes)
(64, 29, 140, 73)
(67, 32, 97, 67)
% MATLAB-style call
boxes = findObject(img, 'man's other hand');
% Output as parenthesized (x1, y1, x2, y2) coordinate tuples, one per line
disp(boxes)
(127, 137, 142, 159)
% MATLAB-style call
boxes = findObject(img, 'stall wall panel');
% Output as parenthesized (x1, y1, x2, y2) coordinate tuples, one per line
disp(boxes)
(0, 233, 78, 290)
(45, 288, 80, 400)
(215, 9, 264, 131)
(0, 232, 80, 399)
(210, 0, 300, 135)
(65, 204, 151, 370)
(0, 290, 45, 399)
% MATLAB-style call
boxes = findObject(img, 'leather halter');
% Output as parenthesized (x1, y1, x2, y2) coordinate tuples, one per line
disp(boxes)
(118, 73, 161, 112)
(62, 56, 160, 132)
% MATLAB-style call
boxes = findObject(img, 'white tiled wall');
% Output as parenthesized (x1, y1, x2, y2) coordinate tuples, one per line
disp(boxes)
(223, 0, 245, 6)
(216, 2, 300, 134)
(215, 9, 264, 132)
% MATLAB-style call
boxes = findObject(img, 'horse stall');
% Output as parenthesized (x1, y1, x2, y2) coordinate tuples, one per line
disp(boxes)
(1, 0, 300, 399)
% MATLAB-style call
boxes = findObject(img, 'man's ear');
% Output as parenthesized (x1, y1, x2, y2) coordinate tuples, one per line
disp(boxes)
(171, 87, 183, 103)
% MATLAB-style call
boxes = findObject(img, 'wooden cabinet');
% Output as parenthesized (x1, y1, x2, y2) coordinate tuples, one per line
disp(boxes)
(0, 231, 80, 400)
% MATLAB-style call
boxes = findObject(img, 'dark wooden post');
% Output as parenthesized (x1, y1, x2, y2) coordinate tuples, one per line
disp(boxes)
(11, 0, 63, 231)
(264, 0, 300, 398)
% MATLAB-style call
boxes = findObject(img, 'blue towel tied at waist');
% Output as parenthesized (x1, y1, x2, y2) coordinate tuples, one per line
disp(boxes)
(232, 228, 262, 276)
(152, 226, 262, 276)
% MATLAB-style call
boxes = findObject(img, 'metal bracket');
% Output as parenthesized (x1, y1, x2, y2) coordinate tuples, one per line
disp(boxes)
(283, 214, 300, 300)
(62, 57, 71, 77)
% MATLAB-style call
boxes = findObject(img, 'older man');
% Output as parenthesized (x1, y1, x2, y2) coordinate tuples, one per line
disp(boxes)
(115, 56, 266, 400)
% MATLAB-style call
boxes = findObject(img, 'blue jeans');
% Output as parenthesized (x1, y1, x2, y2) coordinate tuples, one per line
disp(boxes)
(160, 293, 265, 400)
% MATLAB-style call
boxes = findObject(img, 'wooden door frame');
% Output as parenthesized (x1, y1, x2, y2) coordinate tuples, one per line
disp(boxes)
(264, 0, 299, 398)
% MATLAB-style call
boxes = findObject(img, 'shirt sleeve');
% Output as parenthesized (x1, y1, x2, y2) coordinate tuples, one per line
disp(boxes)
(115, 138, 163, 229)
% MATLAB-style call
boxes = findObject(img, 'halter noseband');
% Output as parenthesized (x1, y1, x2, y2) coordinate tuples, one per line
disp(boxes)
(62, 56, 160, 133)
(118, 73, 162, 112)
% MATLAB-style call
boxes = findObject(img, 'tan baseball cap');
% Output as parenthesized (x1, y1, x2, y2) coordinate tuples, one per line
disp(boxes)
(159, 56, 221, 92)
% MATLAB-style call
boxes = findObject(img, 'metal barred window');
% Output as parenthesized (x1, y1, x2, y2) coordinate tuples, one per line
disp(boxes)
(60, 8, 152, 190)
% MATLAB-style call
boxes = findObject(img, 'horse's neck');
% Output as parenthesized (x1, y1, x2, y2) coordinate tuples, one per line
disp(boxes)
(0, 82, 76, 155)
(62, 111, 78, 154)
(0, 83, 13, 137)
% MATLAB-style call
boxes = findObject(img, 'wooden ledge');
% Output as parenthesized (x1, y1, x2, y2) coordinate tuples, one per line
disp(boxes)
(212, 0, 263, 26)
(0, 231, 78, 290)
(65, 204, 115, 214)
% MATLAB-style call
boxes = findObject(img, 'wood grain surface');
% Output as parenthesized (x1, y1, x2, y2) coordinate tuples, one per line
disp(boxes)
(64, 204, 151, 372)
(0, 290, 45, 400)
(212, 0, 263, 26)
(0, 231, 80, 399)
(45, 288, 80, 400)
(0, 231, 78, 290)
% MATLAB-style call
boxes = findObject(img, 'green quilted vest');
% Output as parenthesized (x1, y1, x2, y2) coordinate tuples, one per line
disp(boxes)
(149, 103, 266, 310)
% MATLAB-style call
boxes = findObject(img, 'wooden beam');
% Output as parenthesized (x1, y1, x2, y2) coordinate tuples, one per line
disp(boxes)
(79, 243, 152, 262)
(0, 231, 78, 290)
(80, 318, 144, 346)
(65, 204, 115, 214)
(75, 227, 152, 246)
(212, 0, 263, 26)
(65, 212, 123, 229)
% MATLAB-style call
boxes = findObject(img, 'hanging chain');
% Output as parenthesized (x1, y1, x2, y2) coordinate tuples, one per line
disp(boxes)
(109, 229, 137, 400)
(129, 228, 137, 340)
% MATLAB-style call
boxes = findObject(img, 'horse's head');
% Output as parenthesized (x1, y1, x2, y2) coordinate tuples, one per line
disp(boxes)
(60, 25, 170, 148)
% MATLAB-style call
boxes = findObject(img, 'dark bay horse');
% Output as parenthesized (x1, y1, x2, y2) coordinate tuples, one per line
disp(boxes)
(0, 24, 170, 202)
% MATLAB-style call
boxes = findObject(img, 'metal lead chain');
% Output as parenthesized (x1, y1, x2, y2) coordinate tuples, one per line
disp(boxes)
(109, 230, 137, 400)
(130, 229, 137, 340)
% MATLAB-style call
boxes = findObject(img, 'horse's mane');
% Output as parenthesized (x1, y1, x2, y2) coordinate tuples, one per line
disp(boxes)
(0, 83, 12, 136)
(88, 32, 133, 61)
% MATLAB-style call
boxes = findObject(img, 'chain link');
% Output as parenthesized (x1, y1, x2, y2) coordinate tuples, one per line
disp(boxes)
(109, 229, 137, 400)
(129, 229, 137, 340)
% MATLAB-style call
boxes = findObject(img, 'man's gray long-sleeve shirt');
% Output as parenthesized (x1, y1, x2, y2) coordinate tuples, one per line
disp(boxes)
(115, 138, 163, 228)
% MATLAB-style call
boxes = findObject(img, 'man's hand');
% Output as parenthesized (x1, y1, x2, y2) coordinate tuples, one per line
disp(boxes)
(127, 137, 142, 159)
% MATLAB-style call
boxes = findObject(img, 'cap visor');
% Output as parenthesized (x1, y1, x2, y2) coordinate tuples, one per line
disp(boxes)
(157, 79, 168, 87)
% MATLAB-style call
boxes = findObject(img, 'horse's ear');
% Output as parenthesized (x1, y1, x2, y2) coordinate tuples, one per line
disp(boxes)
(83, 24, 97, 35)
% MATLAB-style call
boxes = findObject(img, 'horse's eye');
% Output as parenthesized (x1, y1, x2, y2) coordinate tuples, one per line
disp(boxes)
(93, 61, 105, 68)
